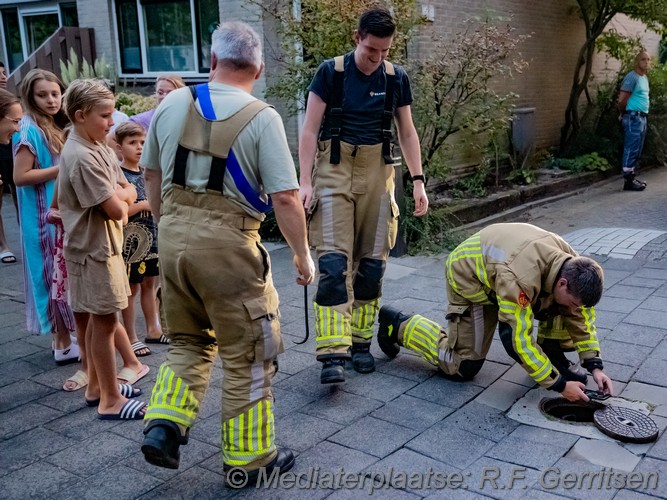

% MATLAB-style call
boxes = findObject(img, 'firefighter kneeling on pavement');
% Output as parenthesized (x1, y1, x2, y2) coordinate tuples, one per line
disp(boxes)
(377, 223, 614, 401)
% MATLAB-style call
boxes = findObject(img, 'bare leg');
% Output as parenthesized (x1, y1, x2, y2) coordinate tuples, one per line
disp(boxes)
(141, 276, 162, 339)
(0, 192, 11, 255)
(121, 283, 150, 358)
(90, 312, 145, 415)
(53, 308, 74, 350)
(115, 320, 144, 375)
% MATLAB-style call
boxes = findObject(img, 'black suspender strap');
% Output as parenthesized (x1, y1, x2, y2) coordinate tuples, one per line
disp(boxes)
(207, 156, 227, 192)
(328, 55, 345, 165)
(173, 145, 189, 187)
(382, 61, 396, 165)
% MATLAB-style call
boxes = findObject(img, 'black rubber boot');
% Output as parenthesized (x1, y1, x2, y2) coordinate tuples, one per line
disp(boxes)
(623, 173, 646, 191)
(224, 448, 296, 488)
(539, 339, 588, 384)
(351, 343, 375, 373)
(319, 357, 347, 384)
(141, 419, 185, 469)
(377, 305, 410, 359)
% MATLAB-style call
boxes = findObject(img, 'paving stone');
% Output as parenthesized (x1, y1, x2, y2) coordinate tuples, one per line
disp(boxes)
(0, 358, 46, 388)
(594, 311, 627, 330)
(407, 427, 495, 469)
(597, 340, 651, 367)
(0, 427, 77, 477)
(631, 457, 667, 498)
(198, 390, 223, 420)
(530, 456, 622, 500)
(299, 389, 383, 426)
(605, 323, 667, 348)
(188, 415, 221, 447)
(43, 407, 131, 441)
(51, 464, 162, 500)
(486, 340, 515, 366)
(272, 387, 317, 419)
(485, 425, 578, 470)
(620, 276, 665, 288)
(370, 394, 454, 431)
(46, 431, 140, 476)
(624, 309, 667, 330)
(646, 425, 667, 461)
(422, 489, 491, 499)
(474, 380, 531, 411)
(520, 490, 581, 500)
(0, 379, 55, 412)
(0, 402, 63, 439)
(291, 441, 378, 476)
(275, 411, 342, 452)
(407, 376, 484, 408)
(441, 402, 519, 443)
(274, 366, 352, 399)
(633, 358, 667, 387)
(278, 348, 316, 375)
(124, 437, 219, 481)
(375, 352, 437, 382)
(138, 465, 237, 499)
(500, 363, 535, 387)
(38, 388, 90, 413)
(620, 381, 667, 406)
(0, 340, 43, 364)
(468, 361, 508, 388)
(363, 447, 462, 496)
(328, 416, 418, 458)
(595, 296, 641, 314)
(613, 490, 664, 500)
(605, 285, 655, 302)
(0, 460, 79, 500)
(566, 438, 640, 472)
(602, 361, 637, 384)
(326, 487, 420, 499)
(339, 370, 417, 402)
(464, 457, 542, 500)
(652, 339, 667, 361)
(637, 295, 667, 313)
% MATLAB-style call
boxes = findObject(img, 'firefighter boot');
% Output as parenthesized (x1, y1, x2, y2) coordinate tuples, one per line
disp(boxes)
(319, 355, 347, 384)
(377, 306, 411, 359)
(539, 339, 588, 383)
(224, 448, 296, 488)
(351, 343, 375, 373)
(623, 173, 646, 191)
(142, 419, 185, 469)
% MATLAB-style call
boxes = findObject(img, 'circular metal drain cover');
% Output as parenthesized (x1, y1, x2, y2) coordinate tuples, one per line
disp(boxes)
(593, 406, 659, 443)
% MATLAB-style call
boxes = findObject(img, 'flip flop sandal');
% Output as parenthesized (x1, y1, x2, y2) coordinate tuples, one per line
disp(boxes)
(85, 383, 143, 407)
(145, 334, 169, 345)
(117, 365, 150, 385)
(131, 341, 152, 357)
(98, 400, 147, 420)
(0, 250, 16, 264)
(63, 370, 88, 392)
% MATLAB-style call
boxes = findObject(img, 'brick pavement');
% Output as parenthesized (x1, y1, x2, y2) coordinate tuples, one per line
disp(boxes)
(2, 169, 667, 499)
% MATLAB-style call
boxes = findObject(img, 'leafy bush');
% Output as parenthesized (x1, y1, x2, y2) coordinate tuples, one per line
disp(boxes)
(554, 152, 610, 173)
(115, 92, 156, 116)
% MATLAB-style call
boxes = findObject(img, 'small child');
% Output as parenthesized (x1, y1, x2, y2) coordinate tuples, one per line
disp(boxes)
(58, 79, 146, 420)
(114, 122, 163, 356)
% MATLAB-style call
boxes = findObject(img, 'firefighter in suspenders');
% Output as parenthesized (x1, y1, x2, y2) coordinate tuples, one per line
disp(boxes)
(299, 8, 429, 384)
(378, 223, 615, 402)
(139, 22, 314, 485)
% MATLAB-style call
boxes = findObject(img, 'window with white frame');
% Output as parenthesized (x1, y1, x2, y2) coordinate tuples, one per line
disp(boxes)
(114, 0, 218, 76)
(0, 1, 78, 73)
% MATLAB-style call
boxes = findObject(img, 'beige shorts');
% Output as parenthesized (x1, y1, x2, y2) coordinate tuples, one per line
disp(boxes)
(66, 254, 130, 314)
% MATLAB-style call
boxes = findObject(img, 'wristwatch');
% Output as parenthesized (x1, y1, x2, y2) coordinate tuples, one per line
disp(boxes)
(412, 174, 426, 185)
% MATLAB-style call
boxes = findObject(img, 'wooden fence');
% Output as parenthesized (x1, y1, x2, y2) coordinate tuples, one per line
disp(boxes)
(6, 27, 96, 94)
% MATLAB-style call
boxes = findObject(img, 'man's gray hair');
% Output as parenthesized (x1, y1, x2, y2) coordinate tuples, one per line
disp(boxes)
(211, 21, 262, 71)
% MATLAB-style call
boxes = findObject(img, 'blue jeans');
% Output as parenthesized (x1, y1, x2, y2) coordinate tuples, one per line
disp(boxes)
(622, 113, 647, 174)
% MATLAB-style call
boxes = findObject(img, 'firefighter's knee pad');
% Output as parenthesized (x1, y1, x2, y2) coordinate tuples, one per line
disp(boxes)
(353, 258, 386, 301)
(458, 358, 485, 379)
(498, 321, 521, 364)
(315, 253, 348, 306)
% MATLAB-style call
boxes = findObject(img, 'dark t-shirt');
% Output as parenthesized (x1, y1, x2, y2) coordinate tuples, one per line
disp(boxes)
(121, 166, 158, 263)
(309, 51, 413, 145)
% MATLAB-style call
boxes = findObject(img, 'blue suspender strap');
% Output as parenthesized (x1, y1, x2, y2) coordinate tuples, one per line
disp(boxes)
(226, 150, 272, 213)
(196, 83, 216, 120)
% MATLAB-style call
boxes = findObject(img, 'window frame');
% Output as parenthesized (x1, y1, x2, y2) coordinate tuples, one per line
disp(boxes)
(112, 0, 214, 78)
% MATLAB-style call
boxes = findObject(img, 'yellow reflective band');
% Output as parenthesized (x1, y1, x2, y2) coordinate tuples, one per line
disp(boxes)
(222, 400, 276, 466)
(403, 315, 440, 365)
(352, 300, 379, 338)
(146, 365, 199, 427)
(501, 300, 550, 378)
(582, 306, 597, 337)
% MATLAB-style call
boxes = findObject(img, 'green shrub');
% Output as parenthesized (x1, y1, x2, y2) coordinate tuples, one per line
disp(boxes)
(59, 48, 114, 86)
(115, 92, 156, 116)
(554, 152, 610, 173)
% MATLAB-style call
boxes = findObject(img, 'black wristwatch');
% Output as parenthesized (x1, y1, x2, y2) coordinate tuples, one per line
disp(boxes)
(412, 174, 426, 185)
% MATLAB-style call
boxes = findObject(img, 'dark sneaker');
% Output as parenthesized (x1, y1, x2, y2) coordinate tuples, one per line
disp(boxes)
(351, 343, 375, 373)
(320, 358, 346, 384)
(141, 420, 182, 469)
(377, 306, 409, 359)
(624, 178, 646, 191)
(224, 448, 295, 488)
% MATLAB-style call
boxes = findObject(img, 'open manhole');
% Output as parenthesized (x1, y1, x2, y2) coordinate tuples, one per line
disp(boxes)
(540, 398, 659, 443)
(540, 398, 604, 422)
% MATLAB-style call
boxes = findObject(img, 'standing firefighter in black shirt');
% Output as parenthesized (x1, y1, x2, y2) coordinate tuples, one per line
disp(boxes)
(299, 8, 429, 384)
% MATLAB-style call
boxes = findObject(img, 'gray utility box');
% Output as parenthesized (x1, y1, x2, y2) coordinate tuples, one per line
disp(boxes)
(511, 107, 536, 161)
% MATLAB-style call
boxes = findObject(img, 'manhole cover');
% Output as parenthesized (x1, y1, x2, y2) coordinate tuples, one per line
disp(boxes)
(593, 406, 659, 443)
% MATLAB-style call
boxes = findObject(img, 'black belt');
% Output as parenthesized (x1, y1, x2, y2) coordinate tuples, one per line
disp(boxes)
(624, 110, 648, 117)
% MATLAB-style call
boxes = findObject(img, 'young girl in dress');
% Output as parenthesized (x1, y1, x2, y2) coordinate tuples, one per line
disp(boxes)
(13, 69, 79, 363)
